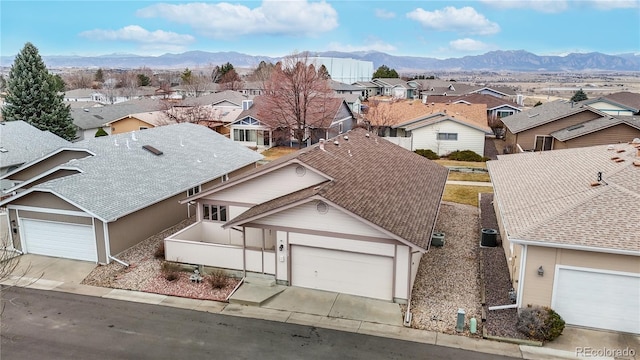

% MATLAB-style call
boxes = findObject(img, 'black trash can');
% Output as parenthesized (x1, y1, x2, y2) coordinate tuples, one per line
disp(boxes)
(481, 228, 498, 247)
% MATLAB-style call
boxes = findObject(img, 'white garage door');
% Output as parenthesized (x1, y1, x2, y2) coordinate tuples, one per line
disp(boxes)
(553, 267, 640, 334)
(291, 246, 394, 301)
(21, 219, 97, 262)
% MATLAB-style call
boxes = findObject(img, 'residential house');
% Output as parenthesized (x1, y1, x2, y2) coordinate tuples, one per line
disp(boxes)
(228, 97, 357, 150)
(0, 123, 263, 263)
(106, 111, 172, 134)
(501, 99, 640, 153)
(70, 98, 161, 140)
(329, 80, 365, 95)
(583, 91, 640, 116)
(239, 81, 265, 96)
(365, 99, 491, 156)
(0, 121, 70, 192)
(371, 78, 417, 99)
(471, 86, 519, 102)
(181, 90, 253, 136)
(488, 142, 640, 334)
(165, 128, 449, 303)
(444, 93, 523, 122)
(352, 81, 380, 99)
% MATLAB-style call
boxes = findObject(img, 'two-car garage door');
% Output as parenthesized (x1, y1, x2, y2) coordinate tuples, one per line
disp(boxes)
(21, 219, 97, 262)
(291, 246, 394, 301)
(553, 267, 640, 334)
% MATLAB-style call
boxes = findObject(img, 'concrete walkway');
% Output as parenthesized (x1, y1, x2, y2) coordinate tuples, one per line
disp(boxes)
(2, 254, 637, 360)
(446, 180, 493, 187)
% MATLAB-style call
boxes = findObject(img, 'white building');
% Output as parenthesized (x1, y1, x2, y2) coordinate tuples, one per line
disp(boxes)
(308, 57, 374, 83)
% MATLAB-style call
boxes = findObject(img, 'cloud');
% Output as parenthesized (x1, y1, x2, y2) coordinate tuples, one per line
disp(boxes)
(586, 0, 639, 9)
(374, 9, 395, 19)
(136, 0, 338, 38)
(406, 6, 500, 35)
(326, 38, 397, 53)
(449, 38, 491, 52)
(79, 25, 195, 46)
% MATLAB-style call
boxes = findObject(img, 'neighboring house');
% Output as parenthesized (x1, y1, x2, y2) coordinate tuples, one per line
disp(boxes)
(165, 128, 449, 303)
(352, 81, 380, 99)
(70, 98, 161, 140)
(106, 111, 172, 134)
(335, 93, 363, 115)
(329, 80, 365, 95)
(444, 93, 523, 121)
(488, 142, 640, 334)
(371, 78, 415, 99)
(228, 97, 357, 150)
(502, 100, 640, 152)
(471, 86, 519, 102)
(239, 81, 264, 96)
(64, 88, 109, 103)
(0, 123, 263, 264)
(583, 91, 640, 116)
(365, 99, 491, 155)
(0, 121, 70, 192)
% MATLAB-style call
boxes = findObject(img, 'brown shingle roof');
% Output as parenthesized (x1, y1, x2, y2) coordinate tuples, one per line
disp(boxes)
(488, 143, 640, 253)
(366, 99, 489, 129)
(225, 128, 449, 250)
(603, 91, 640, 111)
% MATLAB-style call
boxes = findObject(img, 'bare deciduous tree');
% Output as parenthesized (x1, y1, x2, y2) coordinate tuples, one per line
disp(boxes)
(363, 98, 401, 135)
(260, 52, 334, 148)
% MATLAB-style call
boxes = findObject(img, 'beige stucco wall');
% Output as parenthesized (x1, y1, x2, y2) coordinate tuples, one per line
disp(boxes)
(557, 124, 640, 149)
(110, 117, 155, 134)
(8, 150, 91, 182)
(521, 246, 640, 308)
(10, 191, 83, 212)
(108, 192, 187, 256)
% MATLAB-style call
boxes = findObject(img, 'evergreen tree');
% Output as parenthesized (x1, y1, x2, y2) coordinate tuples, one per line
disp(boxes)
(2, 42, 76, 141)
(137, 73, 151, 86)
(49, 74, 66, 93)
(372, 65, 399, 78)
(94, 68, 104, 83)
(570, 88, 588, 102)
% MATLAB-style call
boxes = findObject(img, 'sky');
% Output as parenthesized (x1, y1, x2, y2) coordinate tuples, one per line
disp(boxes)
(1, 0, 639, 59)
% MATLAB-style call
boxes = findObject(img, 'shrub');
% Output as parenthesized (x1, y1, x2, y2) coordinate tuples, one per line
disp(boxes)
(447, 150, 488, 162)
(415, 149, 439, 160)
(154, 242, 165, 259)
(207, 269, 228, 289)
(517, 305, 565, 342)
(161, 261, 181, 282)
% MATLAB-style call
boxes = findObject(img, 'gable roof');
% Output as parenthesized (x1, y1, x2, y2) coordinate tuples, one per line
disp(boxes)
(372, 78, 408, 87)
(488, 142, 640, 254)
(0, 123, 263, 222)
(213, 128, 449, 250)
(329, 80, 364, 92)
(0, 121, 71, 169)
(240, 97, 353, 130)
(366, 99, 489, 129)
(182, 90, 252, 107)
(550, 115, 640, 142)
(602, 91, 640, 111)
(71, 98, 161, 130)
(395, 112, 492, 134)
(472, 86, 517, 97)
(446, 93, 522, 110)
(501, 100, 605, 133)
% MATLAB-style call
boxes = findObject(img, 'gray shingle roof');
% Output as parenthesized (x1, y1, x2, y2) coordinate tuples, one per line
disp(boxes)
(0, 121, 71, 169)
(551, 115, 640, 141)
(223, 128, 449, 250)
(602, 91, 640, 111)
(16, 123, 262, 221)
(501, 100, 603, 133)
(182, 90, 252, 107)
(71, 99, 161, 130)
(488, 143, 640, 253)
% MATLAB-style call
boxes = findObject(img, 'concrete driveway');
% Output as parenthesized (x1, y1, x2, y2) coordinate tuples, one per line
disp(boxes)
(1, 254, 97, 291)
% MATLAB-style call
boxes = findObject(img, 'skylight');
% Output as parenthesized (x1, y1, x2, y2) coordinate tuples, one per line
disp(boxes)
(142, 145, 163, 156)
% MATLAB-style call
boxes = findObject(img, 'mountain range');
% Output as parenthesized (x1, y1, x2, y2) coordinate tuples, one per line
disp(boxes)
(1, 50, 638, 72)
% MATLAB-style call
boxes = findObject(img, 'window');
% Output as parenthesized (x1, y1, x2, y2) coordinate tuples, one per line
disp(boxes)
(437, 133, 458, 141)
(233, 129, 258, 142)
(338, 122, 344, 134)
(497, 111, 513, 118)
(534, 135, 553, 151)
(187, 185, 200, 197)
(202, 204, 227, 222)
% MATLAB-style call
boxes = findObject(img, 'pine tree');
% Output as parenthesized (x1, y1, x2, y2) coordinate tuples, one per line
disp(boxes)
(570, 88, 588, 102)
(2, 42, 76, 141)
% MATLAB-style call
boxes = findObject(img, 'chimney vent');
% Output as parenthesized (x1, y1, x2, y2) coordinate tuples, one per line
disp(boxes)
(319, 138, 325, 151)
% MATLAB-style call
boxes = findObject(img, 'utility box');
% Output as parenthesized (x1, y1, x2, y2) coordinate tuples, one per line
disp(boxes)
(456, 308, 465, 332)
(431, 232, 445, 247)
(481, 228, 498, 247)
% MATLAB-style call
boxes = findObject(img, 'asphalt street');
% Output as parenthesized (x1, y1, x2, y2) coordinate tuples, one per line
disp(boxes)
(1, 287, 519, 360)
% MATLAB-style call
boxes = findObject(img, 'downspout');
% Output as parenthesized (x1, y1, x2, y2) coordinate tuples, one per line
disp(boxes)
(242, 226, 246, 278)
(104, 221, 128, 267)
(109, 255, 129, 267)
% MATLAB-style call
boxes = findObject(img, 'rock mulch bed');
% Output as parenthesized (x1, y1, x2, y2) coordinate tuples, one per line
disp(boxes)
(407, 202, 483, 336)
(82, 217, 239, 301)
(479, 193, 527, 339)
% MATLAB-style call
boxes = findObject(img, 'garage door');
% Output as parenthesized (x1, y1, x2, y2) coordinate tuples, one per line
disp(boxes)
(21, 219, 97, 262)
(553, 267, 640, 334)
(291, 246, 394, 300)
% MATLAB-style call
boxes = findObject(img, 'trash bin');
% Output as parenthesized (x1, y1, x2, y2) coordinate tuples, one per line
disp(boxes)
(481, 228, 497, 247)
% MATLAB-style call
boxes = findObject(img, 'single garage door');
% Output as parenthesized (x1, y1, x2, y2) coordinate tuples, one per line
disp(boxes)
(21, 219, 97, 262)
(291, 245, 394, 300)
(553, 267, 640, 334)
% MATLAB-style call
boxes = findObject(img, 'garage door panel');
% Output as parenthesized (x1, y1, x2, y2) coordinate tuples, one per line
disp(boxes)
(22, 219, 97, 262)
(291, 245, 393, 301)
(554, 268, 640, 334)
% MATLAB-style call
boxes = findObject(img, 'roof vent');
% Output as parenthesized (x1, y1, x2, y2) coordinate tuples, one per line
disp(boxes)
(142, 145, 163, 156)
(365, 133, 370, 138)
(343, 135, 349, 141)
(334, 140, 339, 146)
(0, 147, 7, 153)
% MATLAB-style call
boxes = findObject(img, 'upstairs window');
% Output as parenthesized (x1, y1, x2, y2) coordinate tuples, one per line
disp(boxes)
(534, 135, 553, 151)
(187, 185, 201, 197)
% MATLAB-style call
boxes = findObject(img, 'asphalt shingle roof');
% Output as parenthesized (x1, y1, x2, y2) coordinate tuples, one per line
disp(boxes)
(0, 121, 71, 169)
(550, 115, 640, 141)
(501, 100, 602, 134)
(224, 128, 449, 250)
(71, 99, 161, 130)
(488, 143, 640, 253)
(602, 91, 640, 111)
(22, 123, 263, 221)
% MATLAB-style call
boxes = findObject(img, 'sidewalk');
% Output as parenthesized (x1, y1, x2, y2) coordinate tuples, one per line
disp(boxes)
(3, 254, 636, 360)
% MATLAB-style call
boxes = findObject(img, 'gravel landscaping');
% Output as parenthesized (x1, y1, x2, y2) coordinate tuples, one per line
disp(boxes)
(480, 193, 528, 339)
(407, 202, 483, 336)
(82, 217, 239, 301)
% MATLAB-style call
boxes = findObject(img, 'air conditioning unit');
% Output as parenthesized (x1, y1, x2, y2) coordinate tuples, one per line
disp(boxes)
(431, 232, 445, 247)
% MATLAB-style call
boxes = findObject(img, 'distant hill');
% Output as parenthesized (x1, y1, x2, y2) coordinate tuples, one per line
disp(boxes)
(1, 50, 638, 72)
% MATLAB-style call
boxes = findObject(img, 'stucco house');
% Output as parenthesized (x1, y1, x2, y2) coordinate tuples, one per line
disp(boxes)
(165, 128, 448, 303)
(0, 121, 70, 192)
(583, 91, 640, 116)
(502, 99, 640, 153)
(488, 142, 640, 334)
(0, 123, 262, 264)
